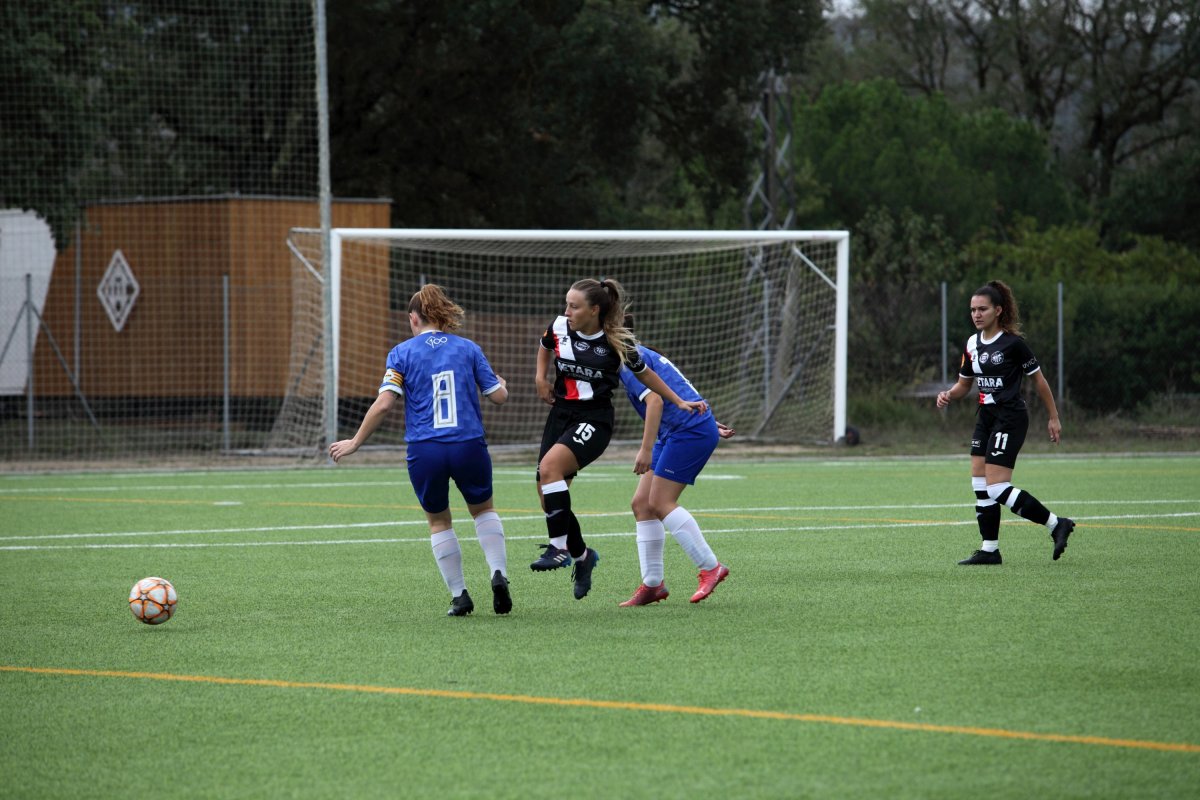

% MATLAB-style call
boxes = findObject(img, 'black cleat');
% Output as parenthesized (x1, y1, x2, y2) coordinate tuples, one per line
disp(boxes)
(958, 549, 1002, 565)
(571, 548, 599, 599)
(447, 590, 474, 617)
(1051, 517, 1075, 560)
(530, 543, 573, 571)
(491, 570, 512, 615)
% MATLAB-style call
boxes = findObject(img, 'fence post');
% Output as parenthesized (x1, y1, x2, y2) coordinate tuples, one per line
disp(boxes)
(223, 273, 231, 452)
(74, 221, 82, 380)
(1057, 282, 1064, 401)
(26, 273, 34, 449)
(941, 281, 948, 383)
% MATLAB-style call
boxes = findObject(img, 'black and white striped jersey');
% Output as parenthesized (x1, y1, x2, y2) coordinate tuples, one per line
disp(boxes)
(958, 330, 1041, 409)
(540, 316, 645, 408)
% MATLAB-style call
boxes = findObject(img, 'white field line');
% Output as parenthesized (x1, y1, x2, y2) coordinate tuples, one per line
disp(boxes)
(1, 511, 1196, 552)
(3, 501, 1197, 543)
(0, 476, 621, 495)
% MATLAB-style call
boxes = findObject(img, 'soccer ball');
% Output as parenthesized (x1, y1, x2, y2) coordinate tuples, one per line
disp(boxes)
(128, 577, 177, 625)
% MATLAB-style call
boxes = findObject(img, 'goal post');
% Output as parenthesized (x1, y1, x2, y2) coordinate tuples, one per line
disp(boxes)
(269, 228, 848, 455)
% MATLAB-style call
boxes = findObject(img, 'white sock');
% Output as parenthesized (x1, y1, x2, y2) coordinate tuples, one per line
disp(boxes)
(635, 519, 666, 587)
(541, 481, 570, 552)
(981, 540, 1000, 553)
(1045, 513, 1059, 531)
(430, 529, 466, 596)
(663, 506, 718, 571)
(473, 510, 507, 576)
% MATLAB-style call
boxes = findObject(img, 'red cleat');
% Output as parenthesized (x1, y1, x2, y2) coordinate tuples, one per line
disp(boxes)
(690, 563, 729, 603)
(618, 583, 670, 607)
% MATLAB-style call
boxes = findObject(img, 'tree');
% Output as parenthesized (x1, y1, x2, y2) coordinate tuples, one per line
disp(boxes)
(838, 1, 1200, 226)
(327, 0, 824, 229)
(1070, 0, 1200, 201)
(0, 1, 319, 247)
(790, 79, 1077, 242)
(1102, 143, 1200, 250)
(848, 206, 963, 388)
(0, 1, 106, 248)
(964, 221, 1200, 410)
(93, 2, 317, 199)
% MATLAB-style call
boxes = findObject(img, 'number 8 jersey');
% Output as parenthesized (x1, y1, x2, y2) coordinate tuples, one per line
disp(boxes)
(379, 331, 504, 442)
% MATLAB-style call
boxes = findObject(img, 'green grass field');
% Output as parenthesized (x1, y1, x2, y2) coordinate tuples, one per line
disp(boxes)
(2, 453, 1198, 798)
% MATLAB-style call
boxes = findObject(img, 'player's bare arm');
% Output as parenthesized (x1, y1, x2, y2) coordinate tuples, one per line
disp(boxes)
(635, 366, 708, 414)
(1031, 371, 1062, 443)
(535, 347, 555, 406)
(486, 375, 509, 405)
(329, 391, 396, 462)
(936, 377, 974, 409)
(634, 393, 663, 475)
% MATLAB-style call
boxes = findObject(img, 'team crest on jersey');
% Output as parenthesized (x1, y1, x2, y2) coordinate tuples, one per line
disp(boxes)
(594, 345, 609, 356)
(979, 352, 990, 364)
(574, 340, 591, 352)
(424, 335, 448, 349)
(990, 351, 1004, 365)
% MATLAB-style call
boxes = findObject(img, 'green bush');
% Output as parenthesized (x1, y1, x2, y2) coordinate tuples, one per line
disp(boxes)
(1064, 283, 1200, 411)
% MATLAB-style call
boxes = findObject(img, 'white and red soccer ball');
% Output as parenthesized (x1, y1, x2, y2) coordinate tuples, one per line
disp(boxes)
(128, 577, 177, 625)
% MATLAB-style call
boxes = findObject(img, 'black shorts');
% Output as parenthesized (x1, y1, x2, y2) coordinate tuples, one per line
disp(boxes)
(970, 405, 1029, 469)
(538, 404, 614, 479)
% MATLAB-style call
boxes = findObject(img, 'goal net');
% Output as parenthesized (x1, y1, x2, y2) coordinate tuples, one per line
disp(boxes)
(0, 1, 323, 463)
(268, 229, 848, 455)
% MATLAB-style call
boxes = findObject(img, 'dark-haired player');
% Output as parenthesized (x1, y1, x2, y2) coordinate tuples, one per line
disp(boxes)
(936, 280, 1075, 565)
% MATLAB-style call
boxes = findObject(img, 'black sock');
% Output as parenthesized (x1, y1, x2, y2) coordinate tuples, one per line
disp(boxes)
(1010, 490, 1051, 526)
(543, 488, 585, 557)
(977, 502, 1001, 541)
(992, 483, 1052, 526)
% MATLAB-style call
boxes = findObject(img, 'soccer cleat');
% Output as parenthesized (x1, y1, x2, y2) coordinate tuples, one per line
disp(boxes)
(619, 583, 670, 607)
(690, 563, 729, 603)
(571, 548, 599, 600)
(447, 590, 474, 617)
(1051, 517, 1075, 561)
(491, 570, 512, 615)
(958, 549, 1002, 565)
(530, 543, 573, 571)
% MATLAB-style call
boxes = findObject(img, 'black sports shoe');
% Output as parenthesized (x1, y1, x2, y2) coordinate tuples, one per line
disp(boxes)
(530, 543, 573, 571)
(571, 548, 599, 599)
(1051, 517, 1075, 560)
(958, 549, 1002, 565)
(447, 590, 474, 617)
(491, 570, 512, 615)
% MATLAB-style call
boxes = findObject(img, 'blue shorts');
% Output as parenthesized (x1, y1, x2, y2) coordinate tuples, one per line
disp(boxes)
(406, 438, 494, 513)
(651, 418, 720, 486)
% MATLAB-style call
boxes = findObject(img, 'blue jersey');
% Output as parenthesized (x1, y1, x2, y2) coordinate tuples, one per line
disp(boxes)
(619, 345, 712, 436)
(379, 331, 503, 443)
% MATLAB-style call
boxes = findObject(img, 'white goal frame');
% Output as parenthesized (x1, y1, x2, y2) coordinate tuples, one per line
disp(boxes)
(316, 228, 849, 448)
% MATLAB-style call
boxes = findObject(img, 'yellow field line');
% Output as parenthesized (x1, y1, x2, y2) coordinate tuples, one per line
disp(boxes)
(3, 665, 1196, 754)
